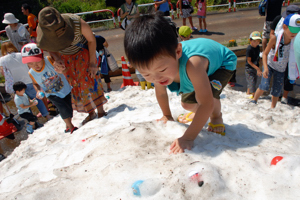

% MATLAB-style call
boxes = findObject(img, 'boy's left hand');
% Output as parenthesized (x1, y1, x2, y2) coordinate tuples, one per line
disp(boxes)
(169, 137, 194, 154)
(157, 115, 174, 123)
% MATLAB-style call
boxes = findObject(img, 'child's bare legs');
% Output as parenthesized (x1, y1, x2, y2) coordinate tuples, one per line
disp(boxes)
(203, 18, 207, 30)
(178, 102, 197, 123)
(271, 96, 279, 108)
(207, 98, 224, 133)
(63, 117, 74, 131)
(198, 18, 203, 30)
(182, 18, 187, 26)
(29, 121, 36, 129)
(253, 88, 265, 102)
(188, 16, 194, 28)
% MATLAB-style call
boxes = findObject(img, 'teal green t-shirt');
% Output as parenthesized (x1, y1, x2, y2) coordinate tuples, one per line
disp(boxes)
(168, 38, 237, 95)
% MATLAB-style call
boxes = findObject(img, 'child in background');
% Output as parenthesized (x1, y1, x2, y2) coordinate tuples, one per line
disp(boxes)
(245, 31, 262, 98)
(124, 13, 236, 154)
(21, 43, 77, 134)
(179, 0, 197, 31)
(251, 14, 300, 108)
(128, 62, 153, 90)
(13, 81, 39, 134)
(178, 26, 192, 41)
(195, 0, 207, 32)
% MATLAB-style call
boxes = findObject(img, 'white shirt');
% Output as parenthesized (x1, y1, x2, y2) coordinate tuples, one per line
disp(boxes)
(0, 53, 32, 84)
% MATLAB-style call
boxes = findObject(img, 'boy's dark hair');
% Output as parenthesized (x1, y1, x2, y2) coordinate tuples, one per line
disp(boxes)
(22, 3, 31, 13)
(124, 13, 178, 69)
(13, 81, 27, 92)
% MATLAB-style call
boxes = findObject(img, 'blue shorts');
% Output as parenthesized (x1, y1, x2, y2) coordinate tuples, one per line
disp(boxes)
(259, 65, 285, 97)
(48, 93, 73, 119)
(197, 15, 206, 19)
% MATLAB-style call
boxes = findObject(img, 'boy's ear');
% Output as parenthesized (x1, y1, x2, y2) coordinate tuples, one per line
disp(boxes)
(283, 24, 288, 30)
(175, 43, 182, 60)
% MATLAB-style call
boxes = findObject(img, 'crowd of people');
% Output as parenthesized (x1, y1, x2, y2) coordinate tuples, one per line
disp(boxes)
(1, 1, 300, 154)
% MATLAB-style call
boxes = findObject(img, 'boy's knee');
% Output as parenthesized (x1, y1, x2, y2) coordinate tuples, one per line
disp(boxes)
(181, 101, 197, 111)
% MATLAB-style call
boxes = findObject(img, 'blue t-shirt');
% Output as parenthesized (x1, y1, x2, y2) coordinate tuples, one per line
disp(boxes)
(154, 0, 170, 12)
(168, 38, 237, 94)
(28, 56, 72, 98)
(14, 93, 30, 114)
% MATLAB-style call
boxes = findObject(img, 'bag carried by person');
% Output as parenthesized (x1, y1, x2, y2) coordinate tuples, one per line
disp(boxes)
(189, 5, 194, 14)
(259, 0, 268, 16)
(2, 66, 14, 94)
(104, 47, 119, 72)
(121, 3, 134, 30)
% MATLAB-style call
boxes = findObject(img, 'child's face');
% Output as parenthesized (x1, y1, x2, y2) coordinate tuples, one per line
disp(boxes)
(283, 24, 298, 40)
(27, 60, 44, 71)
(16, 88, 25, 96)
(250, 39, 260, 47)
(137, 44, 182, 86)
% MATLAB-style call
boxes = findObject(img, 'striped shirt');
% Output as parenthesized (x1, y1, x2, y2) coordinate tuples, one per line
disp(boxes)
(59, 14, 87, 55)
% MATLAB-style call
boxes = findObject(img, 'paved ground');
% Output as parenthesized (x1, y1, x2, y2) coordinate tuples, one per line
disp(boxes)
(94, 7, 268, 60)
(94, 6, 300, 104)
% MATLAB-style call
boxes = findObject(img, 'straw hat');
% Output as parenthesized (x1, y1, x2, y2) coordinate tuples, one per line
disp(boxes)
(36, 7, 75, 52)
(2, 13, 19, 24)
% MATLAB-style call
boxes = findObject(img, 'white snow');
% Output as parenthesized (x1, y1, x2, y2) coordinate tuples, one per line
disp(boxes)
(0, 86, 300, 200)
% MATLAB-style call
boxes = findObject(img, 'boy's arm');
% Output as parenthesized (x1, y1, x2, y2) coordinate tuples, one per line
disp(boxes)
(170, 56, 214, 154)
(155, 84, 173, 122)
(182, 56, 214, 140)
(262, 35, 276, 78)
(247, 57, 262, 76)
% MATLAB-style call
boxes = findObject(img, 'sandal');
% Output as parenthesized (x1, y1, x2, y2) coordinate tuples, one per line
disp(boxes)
(177, 112, 194, 124)
(207, 122, 225, 136)
(65, 128, 70, 133)
(82, 112, 97, 125)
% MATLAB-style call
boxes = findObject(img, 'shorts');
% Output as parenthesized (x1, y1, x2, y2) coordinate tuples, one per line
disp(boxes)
(262, 21, 272, 39)
(20, 111, 37, 123)
(181, 68, 235, 103)
(284, 65, 294, 91)
(259, 65, 285, 97)
(197, 15, 206, 18)
(180, 8, 191, 19)
(245, 67, 258, 93)
(47, 93, 73, 119)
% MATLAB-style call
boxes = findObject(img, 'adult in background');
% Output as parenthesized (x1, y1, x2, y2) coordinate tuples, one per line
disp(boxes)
(270, 4, 300, 104)
(120, 0, 140, 23)
(21, 3, 38, 42)
(154, 0, 170, 16)
(0, 42, 51, 120)
(2, 13, 30, 51)
(262, 0, 284, 51)
(37, 7, 107, 124)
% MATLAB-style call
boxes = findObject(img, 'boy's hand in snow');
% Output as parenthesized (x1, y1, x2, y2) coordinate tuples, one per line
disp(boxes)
(157, 115, 174, 124)
(169, 137, 194, 154)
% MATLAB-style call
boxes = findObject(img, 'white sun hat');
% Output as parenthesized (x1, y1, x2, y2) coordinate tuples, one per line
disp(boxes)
(2, 13, 19, 24)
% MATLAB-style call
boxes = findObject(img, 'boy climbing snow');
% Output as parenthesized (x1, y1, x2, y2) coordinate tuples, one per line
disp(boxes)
(21, 43, 78, 134)
(124, 13, 237, 154)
